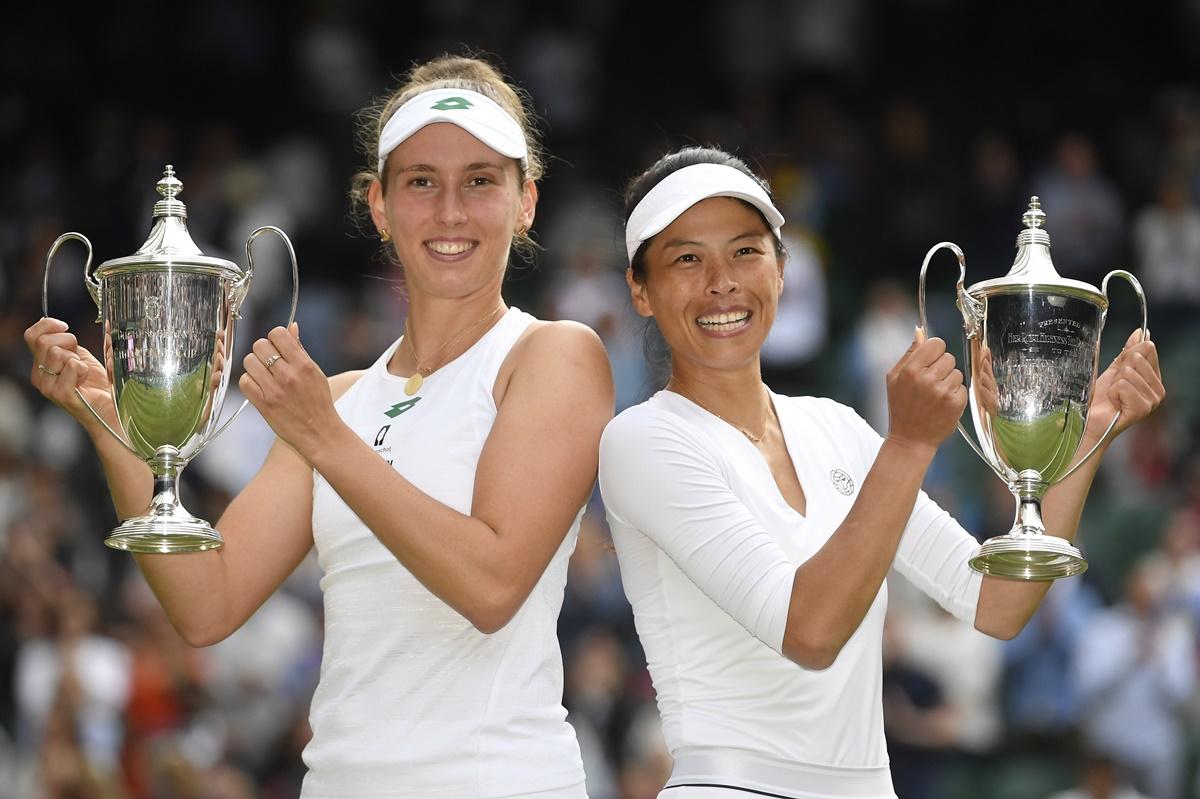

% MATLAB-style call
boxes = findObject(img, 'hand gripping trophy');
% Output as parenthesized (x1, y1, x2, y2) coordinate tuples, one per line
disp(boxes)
(43, 166, 299, 553)
(919, 197, 1147, 580)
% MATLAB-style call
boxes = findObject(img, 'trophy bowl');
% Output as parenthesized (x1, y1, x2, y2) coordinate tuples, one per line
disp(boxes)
(919, 197, 1147, 581)
(43, 165, 298, 553)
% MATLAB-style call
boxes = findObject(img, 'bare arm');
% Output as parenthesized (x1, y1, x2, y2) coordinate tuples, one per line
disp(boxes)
(782, 332, 966, 668)
(25, 316, 360, 646)
(136, 369, 362, 646)
(243, 321, 614, 633)
(974, 331, 1165, 639)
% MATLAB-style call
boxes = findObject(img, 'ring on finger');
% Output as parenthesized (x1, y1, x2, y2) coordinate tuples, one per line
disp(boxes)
(37, 363, 60, 377)
(263, 354, 282, 371)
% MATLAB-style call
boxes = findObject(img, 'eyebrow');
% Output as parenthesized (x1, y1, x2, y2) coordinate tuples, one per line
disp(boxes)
(660, 230, 767, 249)
(398, 161, 506, 173)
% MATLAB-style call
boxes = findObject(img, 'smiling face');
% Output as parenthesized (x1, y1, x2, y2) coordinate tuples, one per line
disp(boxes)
(368, 122, 536, 301)
(629, 196, 784, 375)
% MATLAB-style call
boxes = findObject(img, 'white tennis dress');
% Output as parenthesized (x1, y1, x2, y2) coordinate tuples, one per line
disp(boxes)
(303, 308, 587, 798)
(599, 390, 983, 799)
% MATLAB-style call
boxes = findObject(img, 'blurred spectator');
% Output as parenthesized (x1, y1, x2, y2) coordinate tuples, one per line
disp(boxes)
(843, 279, 918, 435)
(1075, 555, 1196, 799)
(964, 132, 1028, 266)
(881, 610, 957, 799)
(1001, 579, 1100, 748)
(1033, 133, 1125, 283)
(873, 100, 959, 276)
(1156, 507, 1200, 625)
(1131, 171, 1200, 330)
(760, 229, 829, 396)
(893, 597, 1004, 758)
(1046, 750, 1152, 799)
(117, 575, 209, 799)
(15, 585, 131, 787)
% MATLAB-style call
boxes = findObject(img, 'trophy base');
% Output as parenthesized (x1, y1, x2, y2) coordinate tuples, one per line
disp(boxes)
(105, 515, 224, 554)
(968, 534, 1087, 581)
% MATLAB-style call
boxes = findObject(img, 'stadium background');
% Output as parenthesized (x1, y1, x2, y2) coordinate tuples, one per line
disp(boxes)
(2, 2, 1200, 797)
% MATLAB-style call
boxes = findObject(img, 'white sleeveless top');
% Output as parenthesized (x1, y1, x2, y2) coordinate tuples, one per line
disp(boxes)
(302, 308, 586, 798)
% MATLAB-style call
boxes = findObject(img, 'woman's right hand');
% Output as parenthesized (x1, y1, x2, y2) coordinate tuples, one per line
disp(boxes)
(24, 317, 117, 431)
(884, 327, 967, 454)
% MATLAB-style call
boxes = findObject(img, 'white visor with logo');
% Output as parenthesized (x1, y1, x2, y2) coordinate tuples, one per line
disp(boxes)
(625, 163, 785, 261)
(377, 88, 528, 174)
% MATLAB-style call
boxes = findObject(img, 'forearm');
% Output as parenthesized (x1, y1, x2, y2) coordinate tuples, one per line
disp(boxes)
(87, 423, 236, 644)
(975, 433, 1107, 637)
(784, 437, 935, 666)
(88, 419, 154, 521)
(308, 424, 516, 629)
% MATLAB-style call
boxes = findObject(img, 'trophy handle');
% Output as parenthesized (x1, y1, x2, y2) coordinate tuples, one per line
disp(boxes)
(1058, 269, 1149, 482)
(918, 241, 1007, 480)
(193, 226, 301, 453)
(42, 233, 142, 457)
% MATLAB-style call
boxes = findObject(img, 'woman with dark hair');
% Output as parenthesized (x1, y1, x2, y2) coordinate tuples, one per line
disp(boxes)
(26, 55, 612, 797)
(599, 146, 1163, 798)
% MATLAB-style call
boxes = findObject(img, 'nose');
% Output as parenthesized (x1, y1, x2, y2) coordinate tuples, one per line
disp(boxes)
(434, 186, 468, 227)
(706, 258, 738, 295)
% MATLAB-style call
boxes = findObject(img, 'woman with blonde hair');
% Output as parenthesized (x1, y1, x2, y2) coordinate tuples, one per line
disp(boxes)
(26, 54, 612, 797)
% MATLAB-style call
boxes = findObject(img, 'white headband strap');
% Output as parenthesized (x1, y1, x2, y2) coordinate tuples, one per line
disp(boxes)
(624, 163, 785, 261)
(377, 88, 528, 174)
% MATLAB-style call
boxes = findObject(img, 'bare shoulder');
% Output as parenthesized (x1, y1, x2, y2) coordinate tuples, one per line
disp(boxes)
(495, 320, 612, 406)
(328, 370, 368, 402)
(517, 319, 608, 363)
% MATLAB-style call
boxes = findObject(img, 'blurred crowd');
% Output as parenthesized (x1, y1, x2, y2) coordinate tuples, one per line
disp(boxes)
(2, 1, 1200, 797)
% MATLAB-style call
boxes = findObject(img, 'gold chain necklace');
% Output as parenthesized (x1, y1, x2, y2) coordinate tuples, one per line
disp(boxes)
(402, 306, 505, 396)
(672, 383, 772, 443)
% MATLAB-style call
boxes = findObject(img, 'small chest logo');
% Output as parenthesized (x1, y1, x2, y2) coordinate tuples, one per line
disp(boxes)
(830, 468, 855, 496)
(384, 397, 421, 418)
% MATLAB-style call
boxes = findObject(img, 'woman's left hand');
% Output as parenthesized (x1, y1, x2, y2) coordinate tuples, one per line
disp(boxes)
(1085, 329, 1165, 443)
(240, 322, 338, 457)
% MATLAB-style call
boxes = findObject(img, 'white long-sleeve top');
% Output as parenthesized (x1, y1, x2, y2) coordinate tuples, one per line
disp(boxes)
(598, 390, 982, 775)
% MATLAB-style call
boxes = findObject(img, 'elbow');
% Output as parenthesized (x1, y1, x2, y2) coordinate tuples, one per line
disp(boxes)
(782, 627, 846, 671)
(975, 617, 1024, 641)
(176, 620, 232, 649)
(467, 609, 514, 636)
(973, 607, 1027, 641)
(169, 609, 238, 648)
(462, 585, 524, 635)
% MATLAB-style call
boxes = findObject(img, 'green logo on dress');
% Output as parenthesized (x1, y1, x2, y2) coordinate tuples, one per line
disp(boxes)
(431, 97, 474, 111)
(384, 398, 421, 418)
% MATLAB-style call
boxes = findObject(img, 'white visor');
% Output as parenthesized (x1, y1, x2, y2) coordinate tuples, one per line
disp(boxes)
(624, 163, 785, 261)
(377, 88, 528, 174)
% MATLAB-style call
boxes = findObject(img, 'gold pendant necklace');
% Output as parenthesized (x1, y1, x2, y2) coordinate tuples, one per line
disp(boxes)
(673, 383, 771, 443)
(402, 306, 505, 396)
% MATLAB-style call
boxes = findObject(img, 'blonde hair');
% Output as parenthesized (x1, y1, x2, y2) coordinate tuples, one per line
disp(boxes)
(350, 54, 545, 258)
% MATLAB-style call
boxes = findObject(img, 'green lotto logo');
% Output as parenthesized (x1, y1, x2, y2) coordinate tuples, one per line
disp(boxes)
(384, 398, 421, 418)
(431, 97, 473, 111)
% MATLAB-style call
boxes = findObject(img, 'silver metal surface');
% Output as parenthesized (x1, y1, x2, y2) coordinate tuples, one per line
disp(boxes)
(920, 197, 1149, 581)
(43, 166, 300, 553)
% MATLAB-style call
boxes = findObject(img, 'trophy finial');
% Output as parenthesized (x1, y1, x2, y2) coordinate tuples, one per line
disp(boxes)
(157, 165, 183, 200)
(153, 165, 187, 220)
(1022, 196, 1047, 230)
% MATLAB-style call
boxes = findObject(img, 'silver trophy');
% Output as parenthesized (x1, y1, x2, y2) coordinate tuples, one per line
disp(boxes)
(919, 197, 1146, 581)
(43, 165, 299, 553)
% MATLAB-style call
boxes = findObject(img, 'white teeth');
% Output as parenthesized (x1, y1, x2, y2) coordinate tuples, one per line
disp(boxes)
(427, 241, 474, 255)
(697, 311, 750, 329)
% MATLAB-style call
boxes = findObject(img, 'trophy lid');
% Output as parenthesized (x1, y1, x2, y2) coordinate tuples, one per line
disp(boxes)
(94, 166, 243, 279)
(966, 197, 1106, 305)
